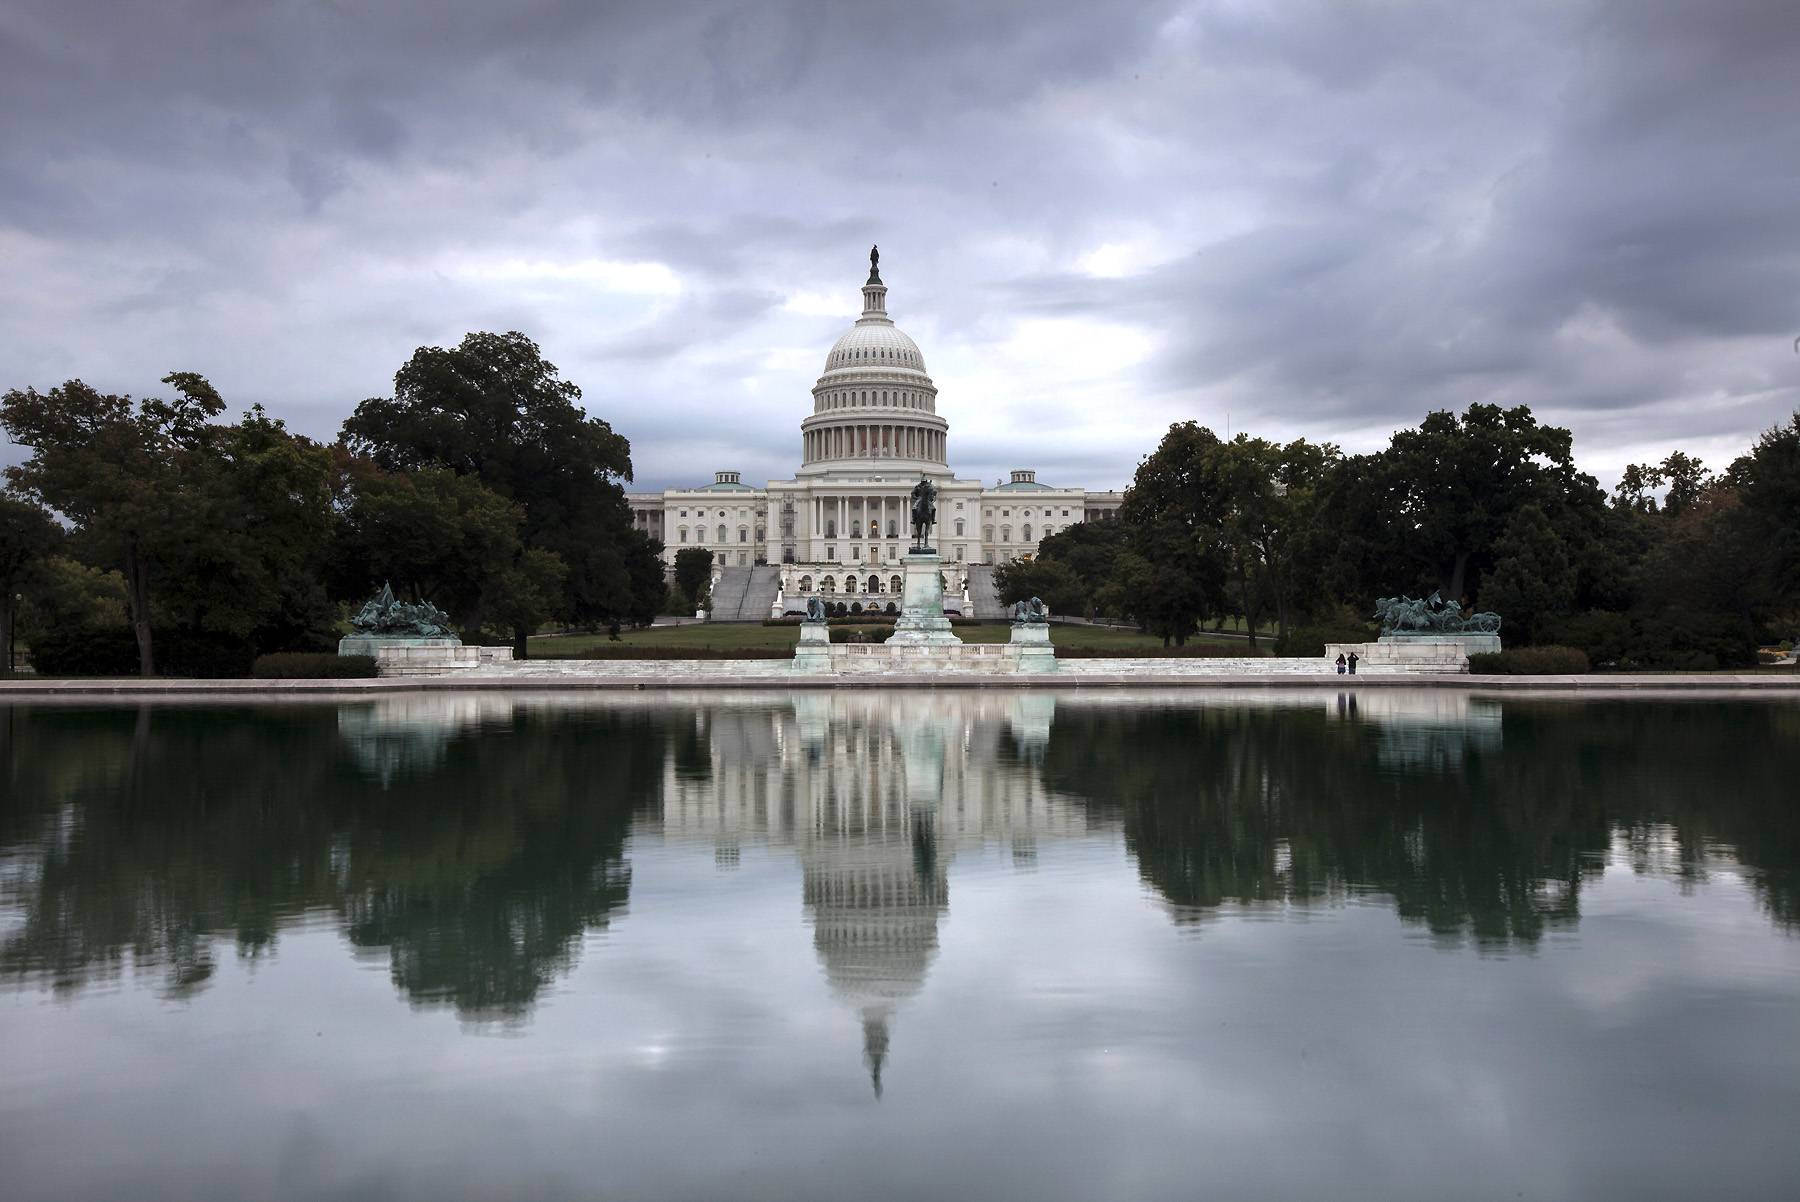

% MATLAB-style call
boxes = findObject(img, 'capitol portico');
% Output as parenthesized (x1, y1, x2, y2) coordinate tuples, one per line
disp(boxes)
(628, 250, 1121, 617)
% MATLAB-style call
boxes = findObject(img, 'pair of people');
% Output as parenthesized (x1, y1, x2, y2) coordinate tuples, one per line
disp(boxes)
(1334, 652, 1360, 675)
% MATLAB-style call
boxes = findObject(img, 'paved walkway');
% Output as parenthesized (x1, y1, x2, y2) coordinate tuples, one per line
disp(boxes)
(2, 667, 1795, 696)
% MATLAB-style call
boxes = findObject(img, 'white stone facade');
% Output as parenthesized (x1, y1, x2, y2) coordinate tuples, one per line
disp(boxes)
(627, 256, 1122, 603)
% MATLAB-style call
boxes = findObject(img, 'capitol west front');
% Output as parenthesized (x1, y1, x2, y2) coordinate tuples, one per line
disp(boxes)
(628, 252, 1120, 615)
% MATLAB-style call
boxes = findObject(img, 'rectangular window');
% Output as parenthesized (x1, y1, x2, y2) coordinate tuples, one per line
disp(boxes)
(1062, 509, 1070, 517)
(826, 545, 836, 560)
(953, 545, 964, 561)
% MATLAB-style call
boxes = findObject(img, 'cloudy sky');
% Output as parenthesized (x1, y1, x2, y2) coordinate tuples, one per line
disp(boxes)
(3, 0, 1798, 492)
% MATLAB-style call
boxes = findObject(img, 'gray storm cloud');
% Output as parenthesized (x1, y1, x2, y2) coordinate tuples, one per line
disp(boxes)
(2, 0, 1796, 489)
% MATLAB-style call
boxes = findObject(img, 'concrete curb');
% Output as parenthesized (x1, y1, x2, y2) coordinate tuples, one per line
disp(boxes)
(2, 671, 1797, 697)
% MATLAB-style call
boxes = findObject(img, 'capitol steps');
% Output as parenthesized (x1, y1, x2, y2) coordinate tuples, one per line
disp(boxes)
(963, 564, 1006, 619)
(711, 565, 782, 622)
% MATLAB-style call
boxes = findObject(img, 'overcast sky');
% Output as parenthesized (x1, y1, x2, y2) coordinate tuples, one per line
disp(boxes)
(3, 0, 1798, 492)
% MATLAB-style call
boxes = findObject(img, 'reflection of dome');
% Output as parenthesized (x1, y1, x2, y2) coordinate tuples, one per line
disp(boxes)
(804, 818, 947, 1099)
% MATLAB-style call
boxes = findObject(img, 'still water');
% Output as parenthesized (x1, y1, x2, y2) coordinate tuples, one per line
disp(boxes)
(2, 690, 1798, 1201)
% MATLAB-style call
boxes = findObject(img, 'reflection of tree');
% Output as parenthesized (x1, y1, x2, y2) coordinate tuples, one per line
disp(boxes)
(1043, 700, 1800, 945)
(0, 702, 662, 1018)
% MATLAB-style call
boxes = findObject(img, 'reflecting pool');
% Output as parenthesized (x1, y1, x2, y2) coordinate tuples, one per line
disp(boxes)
(3, 690, 1798, 1201)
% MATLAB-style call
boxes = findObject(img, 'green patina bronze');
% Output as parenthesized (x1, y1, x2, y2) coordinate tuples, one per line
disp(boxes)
(1375, 591, 1502, 637)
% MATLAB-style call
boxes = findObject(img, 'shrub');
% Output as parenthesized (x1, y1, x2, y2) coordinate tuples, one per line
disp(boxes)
(27, 625, 140, 676)
(156, 630, 258, 678)
(885, 601, 898, 615)
(1543, 608, 1757, 671)
(1757, 649, 1786, 665)
(1055, 643, 1248, 659)
(829, 625, 893, 644)
(532, 646, 794, 660)
(1468, 646, 1591, 675)
(253, 652, 378, 679)
(850, 601, 863, 615)
(1274, 624, 1376, 658)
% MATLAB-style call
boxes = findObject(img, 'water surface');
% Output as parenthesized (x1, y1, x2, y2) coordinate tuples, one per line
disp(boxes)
(3, 691, 1798, 1201)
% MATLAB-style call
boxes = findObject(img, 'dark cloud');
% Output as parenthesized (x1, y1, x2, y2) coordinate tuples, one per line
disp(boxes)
(2, 0, 1797, 489)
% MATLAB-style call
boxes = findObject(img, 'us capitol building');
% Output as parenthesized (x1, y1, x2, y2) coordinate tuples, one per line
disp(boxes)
(627, 249, 1121, 618)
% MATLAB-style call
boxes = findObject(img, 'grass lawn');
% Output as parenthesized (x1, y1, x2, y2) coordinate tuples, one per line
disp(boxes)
(527, 622, 1262, 657)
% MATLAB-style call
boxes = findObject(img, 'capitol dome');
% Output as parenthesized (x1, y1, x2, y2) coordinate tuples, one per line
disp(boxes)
(823, 322, 928, 376)
(798, 247, 950, 477)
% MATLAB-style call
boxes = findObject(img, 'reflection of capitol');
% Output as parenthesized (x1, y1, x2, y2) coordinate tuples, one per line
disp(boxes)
(658, 693, 1086, 1096)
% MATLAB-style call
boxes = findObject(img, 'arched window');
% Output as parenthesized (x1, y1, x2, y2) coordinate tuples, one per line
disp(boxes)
(717, 525, 727, 543)
(984, 525, 994, 542)
(887, 520, 897, 537)
(890, 575, 902, 594)
(867, 574, 880, 593)
(1001, 525, 1012, 542)
(739, 527, 749, 543)
(868, 520, 879, 537)
(1023, 524, 1032, 542)
(821, 576, 836, 594)
(799, 575, 813, 592)
(954, 520, 964, 536)
(845, 576, 858, 594)
(826, 520, 836, 538)
(755, 526, 764, 542)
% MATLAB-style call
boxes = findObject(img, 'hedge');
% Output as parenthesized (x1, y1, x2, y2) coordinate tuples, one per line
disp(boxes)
(252, 653, 378, 679)
(28, 626, 142, 676)
(1468, 646, 1591, 675)
(1273, 624, 1377, 658)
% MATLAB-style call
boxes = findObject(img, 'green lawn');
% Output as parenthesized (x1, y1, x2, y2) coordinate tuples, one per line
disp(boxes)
(527, 622, 1260, 657)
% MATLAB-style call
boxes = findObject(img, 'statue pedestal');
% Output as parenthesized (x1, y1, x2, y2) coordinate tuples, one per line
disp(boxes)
(889, 552, 962, 647)
(792, 621, 833, 672)
(338, 634, 461, 658)
(1008, 621, 1057, 673)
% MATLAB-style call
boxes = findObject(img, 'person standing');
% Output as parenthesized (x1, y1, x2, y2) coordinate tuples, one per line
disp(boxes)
(1335, 653, 1347, 675)
(1347, 651, 1360, 675)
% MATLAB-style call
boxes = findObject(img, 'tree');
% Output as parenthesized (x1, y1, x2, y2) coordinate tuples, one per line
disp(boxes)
(1117, 423, 1235, 639)
(623, 530, 668, 627)
(673, 548, 714, 612)
(1033, 519, 1129, 616)
(994, 557, 1084, 616)
(334, 465, 559, 638)
(1481, 504, 1577, 644)
(2, 375, 226, 675)
(340, 331, 656, 654)
(0, 494, 61, 672)
(1375, 404, 1603, 603)
(1729, 411, 1800, 625)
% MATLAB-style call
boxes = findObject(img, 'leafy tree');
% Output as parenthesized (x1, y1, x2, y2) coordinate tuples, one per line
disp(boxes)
(994, 557, 1084, 616)
(1375, 404, 1603, 602)
(340, 331, 656, 654)
(673, 547, 714, 612)
(2, 375, 226, 675)
(1729, 411, 1800, 625)
(1481, 504, 1577, 643)
(334, 465, 559, 638)
(1117, 423, 1235, 639)
(0, 494, 61, 672)
(623, 531, 668, 627)
(1032, 519, 1129, 615)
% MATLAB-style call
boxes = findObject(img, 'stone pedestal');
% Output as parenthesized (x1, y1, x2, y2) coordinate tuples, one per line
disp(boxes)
(338, 634, 460, 659)
(792, 621, 833, 673)
(889, 552, 961, 647)
(1323, 633, 1501, 675)
(1008, 621, 1057, 673)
